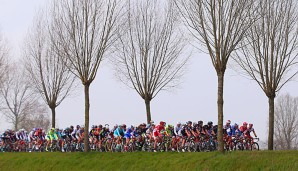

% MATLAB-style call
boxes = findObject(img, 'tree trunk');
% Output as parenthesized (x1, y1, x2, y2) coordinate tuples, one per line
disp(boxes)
(217, 72, 224, 153)
(15, 117, 18, 131)
(145, 99, 151, 124)
(268, 97, 275, 150)
(84, 84, 90, 152)
(51, 107, 56, 128)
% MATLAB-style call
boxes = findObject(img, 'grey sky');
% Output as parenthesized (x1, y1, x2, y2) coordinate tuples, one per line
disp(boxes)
(0, 0, 297, 146)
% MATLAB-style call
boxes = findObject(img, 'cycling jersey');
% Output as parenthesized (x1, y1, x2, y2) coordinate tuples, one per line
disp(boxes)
(16, 131, 27, 141)
(174, 125, 182, 136)
(46, 130, 58, 141)
(124, 128, 136, 139)
(165, 126, 175, 137)
(153, 125, 165, 137)
(223, 124, 232, 135)
(100, 128, 110, 139)
(230, 125, 241, 136)
(114, 127, 125, 137)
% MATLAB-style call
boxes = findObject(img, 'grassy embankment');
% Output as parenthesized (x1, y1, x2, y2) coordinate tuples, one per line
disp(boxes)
(0, 151, 297, 171)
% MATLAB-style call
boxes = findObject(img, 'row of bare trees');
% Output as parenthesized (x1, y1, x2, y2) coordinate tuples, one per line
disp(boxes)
(0, 0, 297, 152)
(0, 31, 51, 131)
(175, 0, 298, 151)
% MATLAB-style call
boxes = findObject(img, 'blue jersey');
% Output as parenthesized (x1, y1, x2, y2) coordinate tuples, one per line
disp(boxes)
(114, 127, 125, 137)
(124, 128, 137, 138)
(231, 126, 241, 136)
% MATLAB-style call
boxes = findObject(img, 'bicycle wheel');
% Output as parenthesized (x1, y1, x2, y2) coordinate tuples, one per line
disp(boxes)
(234, 141, 244, 151)
(251, 142, 259, 151)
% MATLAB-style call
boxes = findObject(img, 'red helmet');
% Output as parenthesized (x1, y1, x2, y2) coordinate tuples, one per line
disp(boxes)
(226, 120, 231, 124)
(243, 122, 248, 125)
(160, 121, 165, 125)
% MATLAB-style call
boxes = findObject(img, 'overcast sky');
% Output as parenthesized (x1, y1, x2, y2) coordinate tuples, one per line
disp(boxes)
(0, 0, 297, 146)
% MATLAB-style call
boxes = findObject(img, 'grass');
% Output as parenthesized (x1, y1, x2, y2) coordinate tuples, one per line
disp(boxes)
(0, 151, 297, 171)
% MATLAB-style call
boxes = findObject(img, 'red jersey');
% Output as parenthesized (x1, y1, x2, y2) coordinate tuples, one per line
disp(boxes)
(153, 125, 165, 137)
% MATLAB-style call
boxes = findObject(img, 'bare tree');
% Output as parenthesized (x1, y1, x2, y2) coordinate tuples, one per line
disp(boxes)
(0, 30, 9, 87)
(174, 0, 257, 152)
(235, 0, 298, 150)
(19, 100, 51, 131)
(113, 0, 188, 123)
(0, 65, 38, 131)
(274, 94, 298, 150)
(50, 0, 123, 152)
(24, 10, 75, 128)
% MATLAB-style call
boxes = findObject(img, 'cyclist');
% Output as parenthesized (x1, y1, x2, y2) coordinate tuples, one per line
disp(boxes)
(27, 128, 37, 152)
(180, 121, 195, 152)
(223, 120, 232, 142)
(165, 124, 176, 151)
(124, 125, 137, 151)
(98, 124, 110, 150)
(45, 128, 58, 152)
(206, 121, 216, 137)
(114, 124, 126, 150)
(230, 123, 241, 137)
(135, 123, 147, 147)
(153, 121, 166, 152)
(61, 127, 72, 152)
(240, 122, 248, 135)
(75, 126, 85, 149)
(71, 125, 80, 140)
(245, 123, 257, 139)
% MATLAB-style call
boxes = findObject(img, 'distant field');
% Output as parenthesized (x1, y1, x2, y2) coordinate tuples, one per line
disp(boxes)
(0, 151, 297, 171)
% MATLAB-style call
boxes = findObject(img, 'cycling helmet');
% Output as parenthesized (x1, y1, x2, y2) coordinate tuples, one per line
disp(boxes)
(160, 121, 166, 125)
(187, 121, 192, 124)
(76, 125, 80, 129)
(177, 122, 181, 125)
(91, 125, 95, 129)
(168, 124, 173, 128)
(243, 122, 248, 125)
(249, 123, 253, 127)
(131, 125, 135, 129)
(65, 127, 70, 130)
(208, 121, 213, 125)
(70, 125, 74, 129)
(51, 128, 55, 131)
(122, 124, 126, 127)
(226, 120, 231, 124)
(198, 121, 203, 125)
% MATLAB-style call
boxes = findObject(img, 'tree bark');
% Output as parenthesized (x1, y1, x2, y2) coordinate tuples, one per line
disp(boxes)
(145, 99, 151, 124)
(217, 72, 224, 153)
(15, 117, 18, 131)
(84, 84, 90, 152)
(51, 107, 56, 128)
(268, 96, 275, 150)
